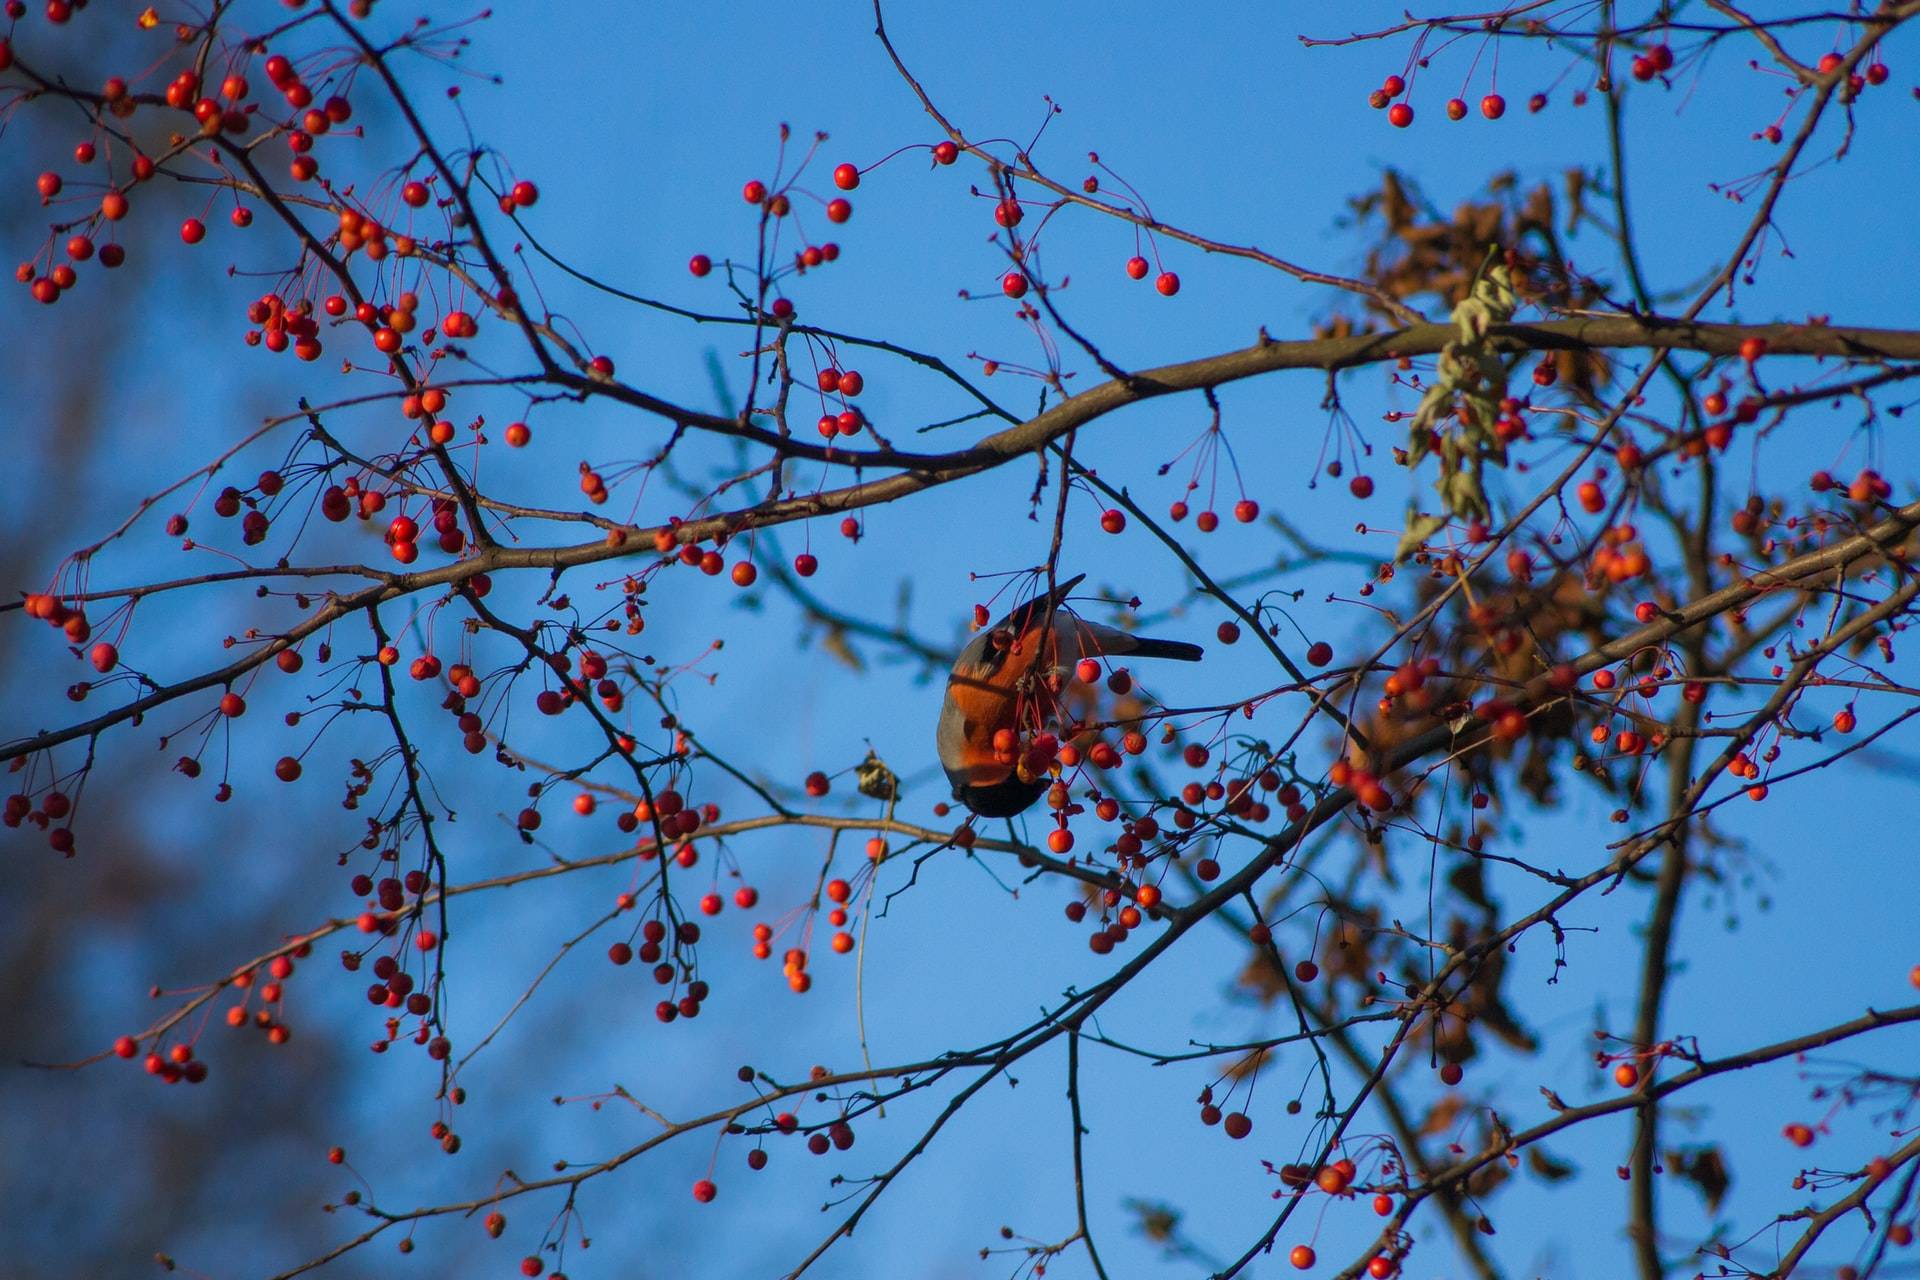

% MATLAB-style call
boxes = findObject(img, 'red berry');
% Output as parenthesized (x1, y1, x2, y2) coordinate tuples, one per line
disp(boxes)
(826, 197, 852, 223)
(1099, 509, 1126, 534)
(689, 253, 712, 277)
(793, 553, 818, 577)
(1001, 271, 1028, 298)
(1125, 255, 1149, 280)
(832, 163, 860, 190)
(692, 1178, 717, 1203)
(1388, 103, 1414, 128)
(1446, 97, 1467, 120)
(1154, 271, 1180, 296)
(180, 218, 207, 244)
(510, 180, 539, 208)
(1481, 93, 1506, 119)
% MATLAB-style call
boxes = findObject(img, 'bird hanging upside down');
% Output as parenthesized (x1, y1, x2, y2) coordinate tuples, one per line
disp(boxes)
(935, 573, 1203, 817)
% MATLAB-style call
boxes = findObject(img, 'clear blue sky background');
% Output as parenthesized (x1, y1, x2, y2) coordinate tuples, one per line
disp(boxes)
(4, 4, 1918, 1279)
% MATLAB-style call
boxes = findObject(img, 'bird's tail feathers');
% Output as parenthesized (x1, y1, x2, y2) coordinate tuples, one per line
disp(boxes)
(1126, 636, 1204, 662)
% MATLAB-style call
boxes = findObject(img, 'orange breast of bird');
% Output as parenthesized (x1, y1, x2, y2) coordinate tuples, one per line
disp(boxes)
(941, 624, 1055, 789)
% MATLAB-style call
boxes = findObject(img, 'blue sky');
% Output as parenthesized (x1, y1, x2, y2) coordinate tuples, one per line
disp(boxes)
(4, 3, 1919, 1278)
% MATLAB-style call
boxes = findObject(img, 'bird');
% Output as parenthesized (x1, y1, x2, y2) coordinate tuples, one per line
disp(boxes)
(936, 573, 1203, 817)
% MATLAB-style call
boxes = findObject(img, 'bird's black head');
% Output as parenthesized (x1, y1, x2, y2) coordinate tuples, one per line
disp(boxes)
(952, 774, 1048, 818)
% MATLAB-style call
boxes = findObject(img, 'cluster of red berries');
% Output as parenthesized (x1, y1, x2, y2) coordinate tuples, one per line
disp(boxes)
(496, 178, 539, 215)
(379, 498, 467, 563)
(19, 590, 91, 645)
(1810, 467, 1893, 504)
(3, 778, 78, 854)
(814, 366, 868, 438)
(1160, 495, 1264, 531)
(128, 1039, 210, 1085)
